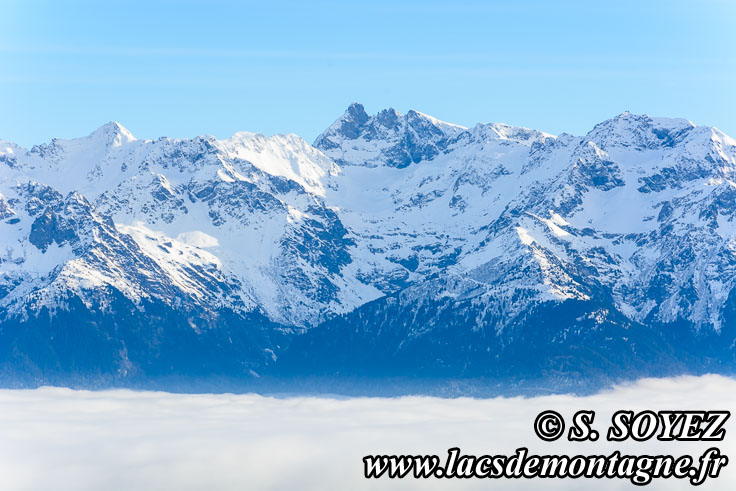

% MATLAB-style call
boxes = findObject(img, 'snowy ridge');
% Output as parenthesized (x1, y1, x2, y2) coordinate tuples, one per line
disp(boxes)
(2, 105, 736, 386)
(1, 126, 374, 327)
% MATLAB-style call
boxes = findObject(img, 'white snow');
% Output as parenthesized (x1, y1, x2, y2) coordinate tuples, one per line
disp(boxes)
(3, 108, 736, 329)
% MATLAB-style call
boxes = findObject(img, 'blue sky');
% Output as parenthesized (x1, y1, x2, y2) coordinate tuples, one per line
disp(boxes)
(2, 0, 735, 147)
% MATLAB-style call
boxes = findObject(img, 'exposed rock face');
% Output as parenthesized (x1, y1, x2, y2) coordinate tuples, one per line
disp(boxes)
(314, 103, 467, 168)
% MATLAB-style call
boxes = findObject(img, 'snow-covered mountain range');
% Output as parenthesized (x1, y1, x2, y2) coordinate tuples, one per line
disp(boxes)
(1, 104, 735, 392)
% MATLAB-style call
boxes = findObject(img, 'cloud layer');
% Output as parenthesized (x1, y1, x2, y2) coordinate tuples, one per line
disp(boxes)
(0, 375, 734, 490)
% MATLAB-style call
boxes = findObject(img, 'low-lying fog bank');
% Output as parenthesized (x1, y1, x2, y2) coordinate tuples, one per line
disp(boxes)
(0, 375, 734, 490)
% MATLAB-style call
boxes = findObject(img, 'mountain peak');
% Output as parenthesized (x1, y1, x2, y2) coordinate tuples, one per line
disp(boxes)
(88, 121, 136, 147)
(315, 105, 466, 167)
(586, 112, 696, 151)
(314, 103, 371, 146)
(344, 102, 369, 121)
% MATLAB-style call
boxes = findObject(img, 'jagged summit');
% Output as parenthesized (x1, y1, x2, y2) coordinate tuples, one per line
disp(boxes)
(314, 103, 371, 144)
(314, 103, 466, 168)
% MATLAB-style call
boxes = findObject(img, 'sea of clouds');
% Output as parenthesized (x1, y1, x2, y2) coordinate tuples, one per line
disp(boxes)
(0, 375, 734, 490)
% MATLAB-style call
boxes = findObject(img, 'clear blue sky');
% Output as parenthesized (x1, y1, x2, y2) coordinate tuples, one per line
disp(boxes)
(2, 0, 735, 147)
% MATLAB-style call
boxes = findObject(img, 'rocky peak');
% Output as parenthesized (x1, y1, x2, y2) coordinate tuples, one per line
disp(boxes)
(314, 104, 465, 168)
